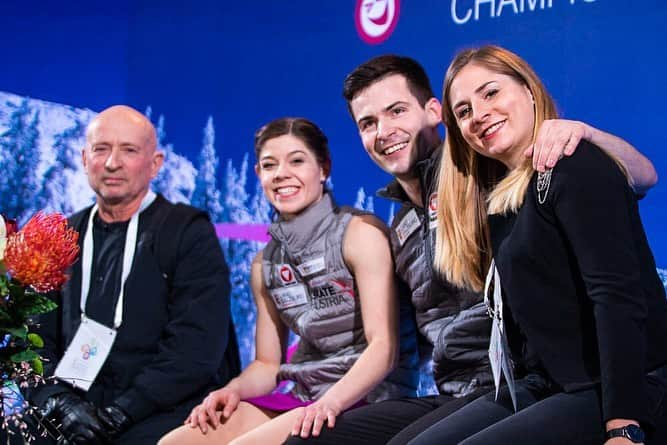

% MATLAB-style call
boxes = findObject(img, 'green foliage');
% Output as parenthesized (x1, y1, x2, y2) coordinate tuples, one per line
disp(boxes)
(16, 292, 58, 318)
(10, 350, 39, 362)
(0, 273, 58, 384)
(27, 333, 44, 348)
(31, 358, 43, 375)
(3, 326, 27, 339)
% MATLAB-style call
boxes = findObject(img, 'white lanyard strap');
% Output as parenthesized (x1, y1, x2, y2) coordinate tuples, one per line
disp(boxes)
(484, 258, 518, 411)
(483, 259, 503, 322)
(80, 191, 156, 329)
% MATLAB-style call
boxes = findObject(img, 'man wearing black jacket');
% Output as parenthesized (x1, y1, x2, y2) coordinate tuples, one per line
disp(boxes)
(30, 105, 239, 444)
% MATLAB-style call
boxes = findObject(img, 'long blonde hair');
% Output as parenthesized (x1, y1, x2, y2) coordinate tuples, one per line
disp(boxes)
(433, 45, 558, 291)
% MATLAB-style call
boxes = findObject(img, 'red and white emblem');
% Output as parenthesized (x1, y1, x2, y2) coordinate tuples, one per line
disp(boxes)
(428, 192, 438, 229)
(278, 264, 297, 285)
(428, 193, 438, 213)
(355, 0, 400, 45)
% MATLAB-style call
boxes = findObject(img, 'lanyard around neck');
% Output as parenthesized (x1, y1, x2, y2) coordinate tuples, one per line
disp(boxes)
(80, 191, 156, 329)
(484, 259, 503, 321)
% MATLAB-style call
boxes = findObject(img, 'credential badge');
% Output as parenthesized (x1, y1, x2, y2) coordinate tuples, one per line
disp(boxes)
(296, 257, 326, 277)
(395, 208, 420, 246)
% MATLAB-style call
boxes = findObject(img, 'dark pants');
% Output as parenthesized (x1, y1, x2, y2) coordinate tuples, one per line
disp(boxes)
(408, 371, 667, 445)
(283, 387, 490, 445)
(15, 398, 195, 445)
(114, 403, 193, 444)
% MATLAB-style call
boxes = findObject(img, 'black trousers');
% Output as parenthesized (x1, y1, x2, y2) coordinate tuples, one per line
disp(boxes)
(283, 387, 490, 445)
(407, 371, 667, 445)
(15, 398, 195, 445)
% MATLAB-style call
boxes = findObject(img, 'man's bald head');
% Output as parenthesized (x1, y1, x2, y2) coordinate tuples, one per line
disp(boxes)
(86, 105, 157, 152)
(82, 105, 164, 220)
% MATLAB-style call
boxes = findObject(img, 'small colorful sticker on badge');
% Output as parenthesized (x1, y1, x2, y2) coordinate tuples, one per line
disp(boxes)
(81, 340, 98, 360)
(277, 264, 297, 285)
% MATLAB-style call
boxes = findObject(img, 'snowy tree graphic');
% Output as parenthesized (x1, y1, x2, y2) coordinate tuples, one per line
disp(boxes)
(222, 153, 266, 367)
(152, 114, 194, 204)
(191, 116, 224, 221)
(36, 119, 83, 214)
(0, 99, 41, 223)
(658, 268, 667, 291)
(249, 180, 272, 224)
(353, 186, 374, 212)
(223, 154, 251, 223)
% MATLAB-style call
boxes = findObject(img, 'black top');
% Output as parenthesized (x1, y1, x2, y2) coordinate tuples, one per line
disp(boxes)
(87, 215, 128, 327)
(490, 141, 667, 427)
(33, 194, 236, 423)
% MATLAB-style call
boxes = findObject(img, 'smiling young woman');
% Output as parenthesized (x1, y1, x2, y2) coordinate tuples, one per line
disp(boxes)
(158, 117, 419, 445)
(254, 126, 329, 220)
(423, 45, 667, 445)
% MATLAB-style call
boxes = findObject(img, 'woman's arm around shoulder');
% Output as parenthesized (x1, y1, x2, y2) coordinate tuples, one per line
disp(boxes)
(529, 119, 657, 195)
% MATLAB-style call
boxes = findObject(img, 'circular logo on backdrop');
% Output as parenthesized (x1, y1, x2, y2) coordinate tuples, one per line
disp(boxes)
(355, 0, 400, 45)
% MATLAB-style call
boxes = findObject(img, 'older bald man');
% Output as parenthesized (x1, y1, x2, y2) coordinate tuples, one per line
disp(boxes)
(30, 106, 239, 444)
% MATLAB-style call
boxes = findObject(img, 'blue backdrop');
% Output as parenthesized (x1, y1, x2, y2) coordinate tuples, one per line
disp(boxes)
(1, 0, 665, 366)
(1, 0, 664, 262)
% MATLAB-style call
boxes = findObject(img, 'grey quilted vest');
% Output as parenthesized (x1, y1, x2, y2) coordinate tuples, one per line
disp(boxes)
(263, 192, 419, 402)
(377, 150, 492, 396)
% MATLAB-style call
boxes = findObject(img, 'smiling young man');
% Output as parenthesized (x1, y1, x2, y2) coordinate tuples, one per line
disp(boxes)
(284, 55, 658, 445)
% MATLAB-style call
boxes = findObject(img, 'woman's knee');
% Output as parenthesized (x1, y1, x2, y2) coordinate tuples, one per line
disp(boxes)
(158, 424, 209, 445)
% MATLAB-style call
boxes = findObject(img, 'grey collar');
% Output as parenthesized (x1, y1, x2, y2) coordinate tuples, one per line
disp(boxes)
(269, 192, 337, 254)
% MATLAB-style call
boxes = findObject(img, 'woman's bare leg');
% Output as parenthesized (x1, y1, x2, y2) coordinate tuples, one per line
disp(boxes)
(158, 402, 278, 445)
(230, 408, 304, 445)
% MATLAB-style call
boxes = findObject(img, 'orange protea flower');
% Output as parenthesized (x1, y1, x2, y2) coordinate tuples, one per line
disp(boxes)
(4, 212, 79, 292)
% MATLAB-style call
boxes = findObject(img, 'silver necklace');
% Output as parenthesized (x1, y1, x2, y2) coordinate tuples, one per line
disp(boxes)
(537, 169, 553, 204)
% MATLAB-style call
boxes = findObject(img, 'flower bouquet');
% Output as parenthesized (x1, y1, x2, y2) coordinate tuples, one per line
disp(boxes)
(0, 213, 79, 442)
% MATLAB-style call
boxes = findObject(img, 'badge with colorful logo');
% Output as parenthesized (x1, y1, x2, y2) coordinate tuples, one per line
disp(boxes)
(355, 0, 400, 45)
(81, 340, 98, 360)
(276, 264, 297, 285)
(428, 192, 438, 230)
